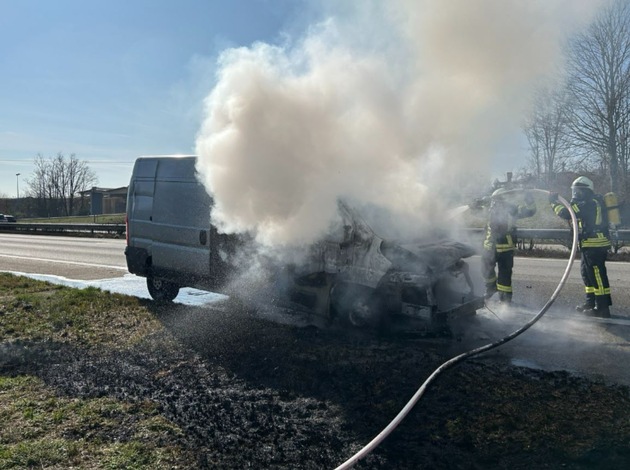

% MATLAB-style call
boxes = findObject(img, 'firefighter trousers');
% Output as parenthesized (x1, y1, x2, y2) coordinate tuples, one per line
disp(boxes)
(482, 248, 514, 301)
(580, 247, 612, 308)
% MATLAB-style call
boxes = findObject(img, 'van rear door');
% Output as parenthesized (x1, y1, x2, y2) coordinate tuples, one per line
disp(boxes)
(151, 157, 212, 280)
(127, 156, 212, 285)
(127, 158, 158, 246)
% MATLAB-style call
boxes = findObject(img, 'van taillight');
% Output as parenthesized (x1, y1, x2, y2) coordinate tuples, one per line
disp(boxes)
(125, 214, 129, 245)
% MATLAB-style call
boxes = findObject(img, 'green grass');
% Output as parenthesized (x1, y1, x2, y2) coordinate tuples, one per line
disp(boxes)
(0, 376, 187, 469)
(0, 275, 161, 349)
(0, 273, 195, 469)
(18, 213, 125, 224)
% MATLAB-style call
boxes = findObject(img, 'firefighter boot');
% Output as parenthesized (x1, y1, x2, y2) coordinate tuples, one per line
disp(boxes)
(499, 291, 512, 304)
(583, 299, 611, 318)
(575, 296, 595, 312)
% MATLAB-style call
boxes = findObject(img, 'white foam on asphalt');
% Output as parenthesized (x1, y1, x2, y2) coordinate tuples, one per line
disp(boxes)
(1, 271, 227, 307)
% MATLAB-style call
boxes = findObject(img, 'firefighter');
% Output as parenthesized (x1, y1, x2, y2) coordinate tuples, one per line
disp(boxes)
(549, 176, 612, 318)
(470, 188, 537, 303)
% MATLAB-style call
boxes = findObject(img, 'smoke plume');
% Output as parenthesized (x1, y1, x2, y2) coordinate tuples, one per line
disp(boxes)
(195, 0, 602, 247)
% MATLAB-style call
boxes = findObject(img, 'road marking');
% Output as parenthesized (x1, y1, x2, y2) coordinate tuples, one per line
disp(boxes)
(0, 253, 127, 270)
(482, 306, 630, 327)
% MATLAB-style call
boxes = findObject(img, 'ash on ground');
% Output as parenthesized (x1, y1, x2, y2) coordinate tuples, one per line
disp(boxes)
(3, 299, 630, 469)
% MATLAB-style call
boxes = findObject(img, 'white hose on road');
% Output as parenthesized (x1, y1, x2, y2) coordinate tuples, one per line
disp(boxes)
(335, 189, 579, 470)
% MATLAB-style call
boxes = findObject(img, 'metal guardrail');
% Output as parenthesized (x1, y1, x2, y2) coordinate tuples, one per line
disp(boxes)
(0, 223, 125, 236)
(2, 223, 630, 247)
(465, 228, 630, 252)
(464, 228, 630, 240)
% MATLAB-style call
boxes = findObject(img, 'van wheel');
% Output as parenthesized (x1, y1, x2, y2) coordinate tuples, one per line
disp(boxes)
(147, 277, 180, 302)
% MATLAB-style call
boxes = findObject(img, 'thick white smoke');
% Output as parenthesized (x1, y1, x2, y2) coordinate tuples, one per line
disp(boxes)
(195, 0, 603, 247)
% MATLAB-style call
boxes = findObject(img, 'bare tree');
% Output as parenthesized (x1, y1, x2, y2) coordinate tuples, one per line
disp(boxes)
(565, 0, 630, 195)
(618, 91, 630, 195)
(27, 154, 56, 216)
(0, 192, 9, 214)
(524, 84, 573, 187)
(66, 154, 97, 215)
(25, 153, 98, 217)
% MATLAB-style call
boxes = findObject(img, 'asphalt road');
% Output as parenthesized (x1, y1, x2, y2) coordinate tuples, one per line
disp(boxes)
(0, 233, 127, 279)
(454, 256, 630, 386)
(1, 233, 629, 385)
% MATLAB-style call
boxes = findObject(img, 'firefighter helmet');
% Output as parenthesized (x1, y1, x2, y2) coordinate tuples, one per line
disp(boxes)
(571, 176, 594, 191)
(571, 176, 594, 200)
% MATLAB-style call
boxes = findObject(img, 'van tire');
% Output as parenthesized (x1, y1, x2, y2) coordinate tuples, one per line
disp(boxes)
(147, 277, 180, 302)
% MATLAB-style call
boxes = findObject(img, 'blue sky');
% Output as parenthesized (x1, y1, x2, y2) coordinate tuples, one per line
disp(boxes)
(1, 0, 599, 207)
(0, 0, 313, 197)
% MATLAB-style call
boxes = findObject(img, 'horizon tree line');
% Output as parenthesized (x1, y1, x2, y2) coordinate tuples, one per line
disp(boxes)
(24, 152, 98, 217)
(524, 0, 630, 200)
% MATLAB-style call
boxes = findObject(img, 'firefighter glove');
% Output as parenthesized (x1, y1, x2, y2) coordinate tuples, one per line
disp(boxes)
(548, 192, 559, 203)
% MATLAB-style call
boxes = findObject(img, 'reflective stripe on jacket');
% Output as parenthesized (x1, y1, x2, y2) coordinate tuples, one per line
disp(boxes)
(551, 195, 611, 249)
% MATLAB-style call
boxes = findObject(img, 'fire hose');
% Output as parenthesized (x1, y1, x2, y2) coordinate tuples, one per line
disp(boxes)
(334, 189, 579, 470)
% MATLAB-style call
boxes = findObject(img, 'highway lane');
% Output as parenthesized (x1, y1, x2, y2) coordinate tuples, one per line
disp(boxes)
(466, 255, 630, 315)
(2, 233, 629, 312)
(458, 256, 630, 386)
(1, 232, 629, 312)
(0, 233, 127, 280)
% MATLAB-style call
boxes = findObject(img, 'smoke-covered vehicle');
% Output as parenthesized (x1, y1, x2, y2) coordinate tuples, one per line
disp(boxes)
(125, 156, 483, 332)
(267, 202, 483, 331)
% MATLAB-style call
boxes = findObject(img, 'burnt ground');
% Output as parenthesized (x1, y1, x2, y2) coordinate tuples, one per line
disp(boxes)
(3, 297, 630, 469)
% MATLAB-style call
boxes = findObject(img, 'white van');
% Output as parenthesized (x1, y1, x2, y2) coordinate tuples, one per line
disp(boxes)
(125, 155, 242, 301)
(125, 155, 483, 331)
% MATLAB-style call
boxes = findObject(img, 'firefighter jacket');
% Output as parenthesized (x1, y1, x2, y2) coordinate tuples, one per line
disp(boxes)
(551, 195, 611, 249)
(482, 198, 537, 253)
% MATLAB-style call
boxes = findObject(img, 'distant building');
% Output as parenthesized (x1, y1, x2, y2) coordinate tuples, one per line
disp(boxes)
(79, 187, 128, 215)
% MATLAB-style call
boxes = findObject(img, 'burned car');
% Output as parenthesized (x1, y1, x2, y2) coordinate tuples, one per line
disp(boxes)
(269, 203, 483, 332)
(125, 156, 483, 333)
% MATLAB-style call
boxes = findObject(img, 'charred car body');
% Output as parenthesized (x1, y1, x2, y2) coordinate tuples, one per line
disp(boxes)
(125, 156, 483, 331)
